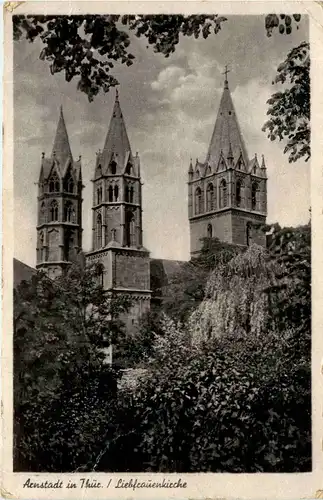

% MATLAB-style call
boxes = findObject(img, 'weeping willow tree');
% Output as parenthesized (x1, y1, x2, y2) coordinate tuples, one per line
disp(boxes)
(189, 244, 279, 343)
(93, 227, 311, 473)
(105, 231, 310, 473)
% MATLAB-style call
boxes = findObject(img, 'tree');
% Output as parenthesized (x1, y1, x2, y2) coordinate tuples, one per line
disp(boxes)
(189, 244, 277, 343)
(14, 262, 131, 471)
(104, 227, 310, 473)
(190, 223, 310, 342)
(162, 237, 241, 322)
(13, 14, 302, 101)
(262, 41, 310, 162)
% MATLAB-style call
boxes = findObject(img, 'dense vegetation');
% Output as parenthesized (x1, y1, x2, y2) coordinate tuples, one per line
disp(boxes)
(13, 223, 311, 472)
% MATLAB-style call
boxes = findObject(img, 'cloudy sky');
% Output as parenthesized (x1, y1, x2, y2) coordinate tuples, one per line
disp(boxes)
(14, 14, 310, 267)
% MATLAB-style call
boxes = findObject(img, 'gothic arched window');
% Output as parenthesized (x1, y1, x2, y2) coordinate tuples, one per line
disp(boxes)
(219, 158, 226, 171)
(236, 179, 243, 207)
(195, 187, 202, 215)
(110, 161, 117, 175)
(129, 186, 134, 203)
(68, 177, 74, 193)
(63, 171, 74, 193)
(207, 223, 213, 238)
(64, 230, 74, 261)
(50, 200, 59, 221)
(125, 211, 135, 247)
(246, 222, 252, 246)
(96, 213, 102, 248)
(96, 164, 102, 178)
(64, 201, 73, 222)
(125, 185, 130, 203)
(251, 182, 258, 210)
(108, 185, 113, 202)
(206, 183, 214, 212)
(97, 186, 102, 205)
(40, 202, 46, 224)
(125, 162, 133, 175)
(39, 231, 45, 261)
(114, 185, 119, 202)
(49, 172, 60, 193)
(220, 179, 227, 208)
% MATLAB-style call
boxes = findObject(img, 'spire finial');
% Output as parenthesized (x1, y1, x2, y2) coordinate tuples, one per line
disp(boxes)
(227, 142, 234, 163)
(222, 64, 230, 89)
(189, 157, 194, 174)
(261, 154, 266, 169)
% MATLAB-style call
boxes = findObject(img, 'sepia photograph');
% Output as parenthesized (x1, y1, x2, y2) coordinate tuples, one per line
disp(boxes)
(3, 1, 319, 490)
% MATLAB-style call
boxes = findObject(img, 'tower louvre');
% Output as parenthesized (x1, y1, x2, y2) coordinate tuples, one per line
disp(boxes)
(188, 73, 267, 255)
(36, 106, 83, 279)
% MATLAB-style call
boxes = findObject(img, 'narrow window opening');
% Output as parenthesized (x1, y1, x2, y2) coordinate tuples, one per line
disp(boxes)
(108, 185, 113, 202)
(50, 200, 59, 221)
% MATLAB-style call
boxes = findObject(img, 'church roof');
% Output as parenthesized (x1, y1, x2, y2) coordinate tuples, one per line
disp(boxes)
(206, 78, 249, 168)
(51, 106, 73, 168)
(39, 106, 82, 182)
(100, 89, 133, 172)
(14, 258, 35, 289)
(150, 258, 185, 297)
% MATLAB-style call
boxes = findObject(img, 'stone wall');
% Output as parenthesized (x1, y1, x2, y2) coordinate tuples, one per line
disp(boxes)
(231, 211, 266, 246)
(114, 250, 150, 290)
(190, 211, 232, 254)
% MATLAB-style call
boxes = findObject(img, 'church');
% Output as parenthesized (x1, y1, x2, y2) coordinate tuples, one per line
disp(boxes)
(16, 73, 267, 328)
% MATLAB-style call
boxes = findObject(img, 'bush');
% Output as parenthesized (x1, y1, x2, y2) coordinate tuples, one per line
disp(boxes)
(108, 320, 310, 472)
(97, 230, 311, 472)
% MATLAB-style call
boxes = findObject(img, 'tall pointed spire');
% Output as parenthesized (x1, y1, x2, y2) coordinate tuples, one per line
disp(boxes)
(206, 72, 249, 168)
(100, 88, 132, 172)
(51, 106, 73, 167)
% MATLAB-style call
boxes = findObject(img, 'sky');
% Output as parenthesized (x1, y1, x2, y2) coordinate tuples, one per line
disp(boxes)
(14, 15, 310, 267)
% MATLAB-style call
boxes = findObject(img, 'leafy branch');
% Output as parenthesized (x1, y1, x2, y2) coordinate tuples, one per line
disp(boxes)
(262, 41, 310, 163)
(13, 14, 303, 101)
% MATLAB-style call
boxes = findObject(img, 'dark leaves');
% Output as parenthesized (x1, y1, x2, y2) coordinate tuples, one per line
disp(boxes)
(262, 42, 310, 163)
(13, 14, 228, 101)
(265, 13, 302, 37)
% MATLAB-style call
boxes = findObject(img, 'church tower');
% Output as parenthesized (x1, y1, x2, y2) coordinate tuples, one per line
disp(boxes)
(36, 106, 83, 278)
(86, 90, 151, 329)
(188, 71, 267, 255)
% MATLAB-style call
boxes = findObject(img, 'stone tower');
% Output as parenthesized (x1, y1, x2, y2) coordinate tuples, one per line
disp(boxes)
(36, 106, 83, 278)
(188, 73, 267, 256)
(86, 90, 151, 330)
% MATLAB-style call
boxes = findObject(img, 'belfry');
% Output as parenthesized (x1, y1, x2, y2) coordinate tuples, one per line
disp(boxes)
(36, 106, 83, 278)
(188, 71, 267, 255)
(85, 90, 151, 329)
